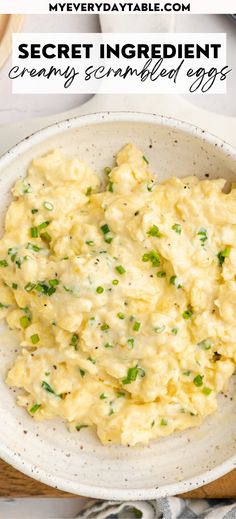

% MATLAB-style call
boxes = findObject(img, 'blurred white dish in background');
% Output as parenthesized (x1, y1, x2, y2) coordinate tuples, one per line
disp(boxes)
(0, 14, 99, 124)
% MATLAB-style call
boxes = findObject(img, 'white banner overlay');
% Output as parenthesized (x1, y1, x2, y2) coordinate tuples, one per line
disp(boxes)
(1, 0, 236, 14)
(10, 33, 229, 95)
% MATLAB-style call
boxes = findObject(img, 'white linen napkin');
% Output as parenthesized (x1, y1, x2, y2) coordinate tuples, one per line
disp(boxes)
(76, 497, 236, 519)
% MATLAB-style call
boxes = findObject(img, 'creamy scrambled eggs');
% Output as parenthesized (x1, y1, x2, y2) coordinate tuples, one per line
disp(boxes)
(0, 144, 235, 446)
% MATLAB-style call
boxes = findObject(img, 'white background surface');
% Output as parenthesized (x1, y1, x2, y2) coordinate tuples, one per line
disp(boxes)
(0, 14, 99, 124)
(0, 11, 236, 519)
(0, 498, 87, 518)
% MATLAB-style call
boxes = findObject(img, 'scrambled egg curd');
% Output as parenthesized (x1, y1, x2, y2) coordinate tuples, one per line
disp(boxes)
(0, 144, 236, 446)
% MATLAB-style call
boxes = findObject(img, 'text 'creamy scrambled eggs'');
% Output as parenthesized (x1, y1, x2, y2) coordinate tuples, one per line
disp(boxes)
(0, 144, 235, 446)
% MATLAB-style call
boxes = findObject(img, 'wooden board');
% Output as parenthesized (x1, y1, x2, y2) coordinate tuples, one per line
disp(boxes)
(0, 14, 24, 70)
(0, 458, 236, 499)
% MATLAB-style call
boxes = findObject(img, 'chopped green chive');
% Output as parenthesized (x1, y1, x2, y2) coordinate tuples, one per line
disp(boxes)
(133, 321, 141, 332)
(160, 418, 168, 426)
(142, 250, 160, 267)
(116, 391, 125, 398)
(143, 155, 149, 164)
(202, 387, 212, 396)
(29, 403, 41, 414)
(182, 307, 194, 320)
(101, 224, 110, 235)
(101, 323, 109, 331)
(22, 182, 32, 194)
(99, 393, 107, 400)
(34, 282, 58, 296)
(31, 334, 40, 344)
(122, 365, 145, 384)
(12, 283, 18, 290)
(21, 306, 30, 314)
(40, 232, 52, 243)
(170, 275, 182, 289)
(198, 228, 208, 246)
(76, 424, 88, 431)
(43, 201, 54, 211)
(172, 223, 182, 235)
(117, 312, 125, 320)
(112, 279, 119, 285)
(127, 338, 135, 348)
(48, 286, 56, 296)
(217, 247, 231, 266)
(88, 356, 96, 364)
(80, 369, 86, 377)
(38, 221, 49, 231)
(96, 286, 104, 294)
(122, 366, 138, 384)
(183, 370, 191, 376)
(86, 240, 94, 246)
(49, 279, 59, 287)
(0, 303, 9, 309)
(104, 342, 113, 348)
(156, 271, 166, 278)
(104, 167, 111, 175)
(154, 325, 165, 334)
(8, 248, 17, 263)
(20, 316, 31, 329)
(25, 282, 36, 292)
(70, 334, 79, 350)
(147, 225, 162, 238)
(107, 181, 113, 193)
(197, 339, 212, 351)
(31, 208, 38, 214)
(31, 227, 38, 238)
(63, 286, 73, 293)
(86, 186, 92, 196)
(193, 374, 204, 387)
(172, 327, 178, 335)
(26, 243, 41, 252)
(15, 259, 22, 269)
(115, 265, 126, 275)
(35, 283, 46, 293)
(105, 236, 113, 244)
(41, 380, 55, 394)
(0, 260, 8, 267)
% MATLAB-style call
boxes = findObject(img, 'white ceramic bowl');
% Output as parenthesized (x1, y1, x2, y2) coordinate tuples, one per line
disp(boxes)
(0, 112, 236, 500)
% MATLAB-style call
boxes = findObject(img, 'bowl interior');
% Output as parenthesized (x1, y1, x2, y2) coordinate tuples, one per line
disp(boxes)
(0, 114, 236, 499)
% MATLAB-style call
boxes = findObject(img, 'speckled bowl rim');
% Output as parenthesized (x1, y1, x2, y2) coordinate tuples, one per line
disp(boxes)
(0, 111, 236, 500)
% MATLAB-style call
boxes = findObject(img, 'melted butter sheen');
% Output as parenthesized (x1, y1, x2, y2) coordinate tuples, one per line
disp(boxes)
(0, 143, 236, 446)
